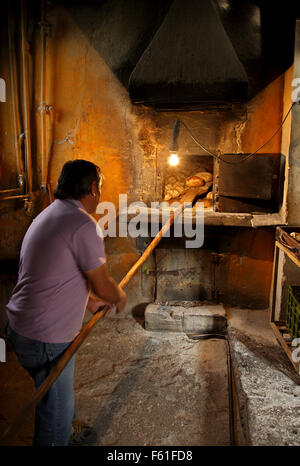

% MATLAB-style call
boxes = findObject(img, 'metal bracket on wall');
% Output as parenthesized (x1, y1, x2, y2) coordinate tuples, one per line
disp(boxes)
(24, 198, 33, 216)
(37, 103, 52, 114)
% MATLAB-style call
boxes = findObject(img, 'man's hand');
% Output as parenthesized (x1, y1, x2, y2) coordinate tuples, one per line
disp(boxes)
(84, 264, 127, 316)
(115, 288, 127, 314)
(87, 295, 112, 314)
(104, 287, 127, 317)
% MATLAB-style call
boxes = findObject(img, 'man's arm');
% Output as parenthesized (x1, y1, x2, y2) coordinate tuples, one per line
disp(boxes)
(84, 263, 127, 314)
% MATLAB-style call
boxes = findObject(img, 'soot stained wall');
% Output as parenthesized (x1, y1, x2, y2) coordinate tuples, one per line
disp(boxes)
(0, 1, 295, 317)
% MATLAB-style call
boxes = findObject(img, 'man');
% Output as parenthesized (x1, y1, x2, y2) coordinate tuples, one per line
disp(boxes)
(6, 159, 126, 446)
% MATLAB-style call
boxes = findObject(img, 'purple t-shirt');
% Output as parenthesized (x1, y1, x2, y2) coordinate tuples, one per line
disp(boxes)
(6, 199, 106, 343)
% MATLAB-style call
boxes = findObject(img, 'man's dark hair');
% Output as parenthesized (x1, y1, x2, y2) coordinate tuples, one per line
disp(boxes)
(54, 159, 103, 200)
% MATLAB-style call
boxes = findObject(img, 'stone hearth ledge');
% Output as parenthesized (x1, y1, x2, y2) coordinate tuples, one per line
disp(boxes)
(145, 303, 227, 334)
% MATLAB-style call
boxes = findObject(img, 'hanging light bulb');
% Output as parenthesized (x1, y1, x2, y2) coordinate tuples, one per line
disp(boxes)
(168, 152, 179, 166)
(168, 120, 181, 167)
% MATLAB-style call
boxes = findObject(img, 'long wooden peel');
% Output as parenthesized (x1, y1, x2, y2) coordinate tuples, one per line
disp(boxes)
(0, 190, 198, 445)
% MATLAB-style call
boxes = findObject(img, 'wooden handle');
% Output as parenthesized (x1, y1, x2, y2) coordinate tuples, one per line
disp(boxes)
(0, 202, 190, 445)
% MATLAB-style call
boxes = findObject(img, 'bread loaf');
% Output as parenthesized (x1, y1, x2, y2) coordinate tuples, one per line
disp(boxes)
(185, 175, 205, 187)
(164, 181, 186, 201)
(290, 232, 300, 242)
(195, 198, 212, 209)
(185, 171, 212, 187)
(196, 172, 213, 182)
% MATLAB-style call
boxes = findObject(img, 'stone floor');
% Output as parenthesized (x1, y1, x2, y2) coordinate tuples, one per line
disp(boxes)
(74, 317, 231, 446)
(0, 306, 300, 446)
(227, 308, 300, 446)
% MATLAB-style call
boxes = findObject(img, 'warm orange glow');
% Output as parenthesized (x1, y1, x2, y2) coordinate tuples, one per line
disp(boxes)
(168, 152, 179, 166)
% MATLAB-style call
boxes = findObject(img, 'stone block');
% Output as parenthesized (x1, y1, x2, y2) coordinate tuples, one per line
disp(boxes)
(145, 304, 184, 332)
(183, 305, 227, 334)
(145, 303, 227, 334)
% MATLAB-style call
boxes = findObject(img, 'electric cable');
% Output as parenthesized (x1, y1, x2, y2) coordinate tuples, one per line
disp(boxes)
(181, 102, 295, 165)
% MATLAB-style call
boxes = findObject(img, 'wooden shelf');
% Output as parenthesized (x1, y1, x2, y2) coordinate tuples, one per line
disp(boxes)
(270, 322, 300, 375)
(270, 231, 300, 375)
(275, 241, 300, 268)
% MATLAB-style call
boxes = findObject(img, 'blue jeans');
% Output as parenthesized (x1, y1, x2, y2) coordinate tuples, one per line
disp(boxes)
(7, 325, 76, 446)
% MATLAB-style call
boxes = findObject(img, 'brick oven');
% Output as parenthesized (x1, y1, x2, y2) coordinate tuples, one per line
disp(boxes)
(1, 0, 300, 448)
(0, 0, 298, 319)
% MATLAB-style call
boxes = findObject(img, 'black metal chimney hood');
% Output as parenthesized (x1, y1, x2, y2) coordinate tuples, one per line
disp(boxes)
(128, 0, 248, 109)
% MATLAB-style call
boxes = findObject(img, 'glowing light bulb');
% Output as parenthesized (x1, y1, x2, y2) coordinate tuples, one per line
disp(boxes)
(168, 152, 179, 166)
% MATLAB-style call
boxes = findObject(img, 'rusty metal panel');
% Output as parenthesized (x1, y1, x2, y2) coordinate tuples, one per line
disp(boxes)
(216, 196, 275, 214)
(217, 154, 273, 200)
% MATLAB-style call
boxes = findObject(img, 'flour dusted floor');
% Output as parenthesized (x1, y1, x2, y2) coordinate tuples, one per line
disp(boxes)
(2, 307, 299, 445)
(74, 317, 230, 446)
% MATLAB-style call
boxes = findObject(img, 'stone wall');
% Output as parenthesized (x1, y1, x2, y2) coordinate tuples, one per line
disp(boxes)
(0, 3, 296, 318)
